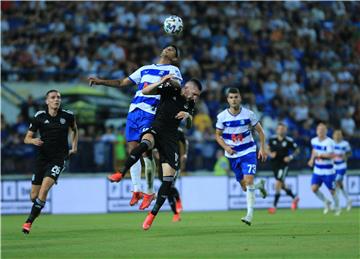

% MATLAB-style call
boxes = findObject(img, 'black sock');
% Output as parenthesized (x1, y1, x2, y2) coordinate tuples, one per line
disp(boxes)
(274, 193, 280, 208)
(168, 188, 177, 214)
(151, 176, 174, 216)
(172, 187, 180, 202)
(26, 198, 45, 223)
(121, 142, 149, 175)
(284, 188, 295, 199)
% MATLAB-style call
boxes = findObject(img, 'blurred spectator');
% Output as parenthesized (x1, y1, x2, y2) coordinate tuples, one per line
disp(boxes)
(20, 95, 39, 123)
(114, 126, 127, 170)
(2, 2, 360, 172)
(341, 112, 356, 137)
(213, 149, 230, 176)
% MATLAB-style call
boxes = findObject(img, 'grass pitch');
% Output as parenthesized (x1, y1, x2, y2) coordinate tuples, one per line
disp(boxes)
(2, 209, 359, 258)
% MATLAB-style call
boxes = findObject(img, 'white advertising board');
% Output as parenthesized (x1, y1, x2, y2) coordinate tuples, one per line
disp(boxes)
(1, 175, 359, 215)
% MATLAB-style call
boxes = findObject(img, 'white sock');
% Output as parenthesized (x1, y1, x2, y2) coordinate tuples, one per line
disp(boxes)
(332, 192, 340, 210)
(338, 187, 349, 201)
(314, 190, 327, 203)
(246, 185, 255, 219)
(130, 159, 142, 192)
(144, 157, 154, 194)
(254, 181, 263, 190)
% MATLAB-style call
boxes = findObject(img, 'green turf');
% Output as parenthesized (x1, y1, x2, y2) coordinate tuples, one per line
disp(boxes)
(2, 209, 359, 259)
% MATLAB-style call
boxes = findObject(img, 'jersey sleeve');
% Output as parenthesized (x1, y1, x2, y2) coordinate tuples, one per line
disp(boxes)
(28, 116, 40, 132)
(249, 110, 259, 127)
(170, 66, 183, 86)
(310, 138, 315, 149)
(290, 138, 298, 150)
(69, 113, 75, 127)
(128, 67, 142, 85)
(345, 141, 351, 152)
(268, 137, 275, 151)
(328, 139, 335, 153)
(215, 113, 224, 130)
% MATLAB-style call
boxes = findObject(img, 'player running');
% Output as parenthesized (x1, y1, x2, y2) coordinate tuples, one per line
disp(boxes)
(333, 129, 352, 211)
(308, 123, 340, 215)
(88, 45, 182, 210)
(267, 123, 300, 214)
(215, 88, 267, 226)
(22, 90, 78, 234)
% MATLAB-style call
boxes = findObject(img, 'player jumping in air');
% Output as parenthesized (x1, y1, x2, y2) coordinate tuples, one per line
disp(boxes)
(89, 45, 182, 210)
(215, 88, 267, 226)
(107, 75, 202, 230)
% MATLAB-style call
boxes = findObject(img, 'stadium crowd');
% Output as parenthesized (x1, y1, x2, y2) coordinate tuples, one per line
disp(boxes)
(2, 1, 360, 173)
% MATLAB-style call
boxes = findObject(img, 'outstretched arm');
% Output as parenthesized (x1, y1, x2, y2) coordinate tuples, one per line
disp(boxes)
(142, 74, 175, 95)
(88, 77, 133, 89)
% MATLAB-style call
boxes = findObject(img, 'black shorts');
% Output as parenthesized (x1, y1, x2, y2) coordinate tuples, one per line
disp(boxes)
(143, 127, 179, 170)
(32, 156, 66, 185)
(272, 164, 289, 182)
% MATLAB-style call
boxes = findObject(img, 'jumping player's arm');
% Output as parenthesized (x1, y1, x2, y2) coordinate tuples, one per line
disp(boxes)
(254, 123, 267, 162)
(175, 112, 192, 129)
(24, 114, 43, 146)
(68, 120, 78, 156)
(88, 76, 133, 89)
(215, 129, 236, 155)
(142, 74, 177, 95)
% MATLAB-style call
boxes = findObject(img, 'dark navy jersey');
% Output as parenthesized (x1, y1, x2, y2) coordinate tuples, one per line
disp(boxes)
(268, 135, 298, 165)
(29, 109, 75, 159)
(153, 84, 195, 131)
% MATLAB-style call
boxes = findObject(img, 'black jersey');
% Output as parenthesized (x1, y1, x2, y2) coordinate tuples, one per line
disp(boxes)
(29, 109, 75, 159)
(153, 84, 195, 131)
(268, 135, 298, 165)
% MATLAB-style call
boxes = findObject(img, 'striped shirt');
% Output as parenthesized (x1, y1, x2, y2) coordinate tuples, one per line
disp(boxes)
(311, 137, 335, 175)
(333, 140, 351, 170)
(128, 64, 183, 115)
(216, 107, 258, 159)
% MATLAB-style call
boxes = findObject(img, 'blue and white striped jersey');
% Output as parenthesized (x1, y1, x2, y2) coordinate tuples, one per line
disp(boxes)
(333, 140, 351, 170)
(216, 107, 258, 159)
(128, 64, 183, 115)
(311, 137, 335, 175)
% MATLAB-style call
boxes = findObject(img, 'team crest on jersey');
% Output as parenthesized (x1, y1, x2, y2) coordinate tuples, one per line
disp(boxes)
(60, 118, 66, 124)
(282, 141, 287, 147)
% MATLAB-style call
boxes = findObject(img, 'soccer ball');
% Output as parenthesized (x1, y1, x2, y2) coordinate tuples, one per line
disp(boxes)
(163, 15, 183, 35)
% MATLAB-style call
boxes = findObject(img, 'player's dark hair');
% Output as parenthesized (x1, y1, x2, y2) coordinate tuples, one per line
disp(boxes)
(46, 89, 60, 98)
(226, 88, 240, 97)
(278, 122, 287, 127)
(188, 78, 202, 91)
(168, 45, 180, 58)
